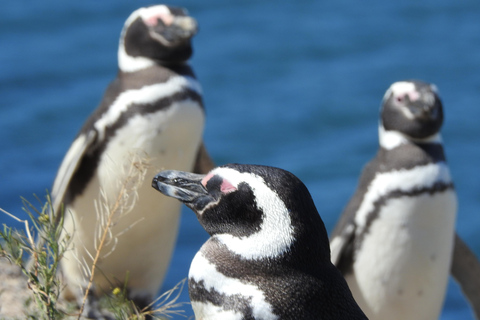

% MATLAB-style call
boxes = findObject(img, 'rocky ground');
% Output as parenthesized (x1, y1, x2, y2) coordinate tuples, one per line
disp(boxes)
(0, 257, 33, 319)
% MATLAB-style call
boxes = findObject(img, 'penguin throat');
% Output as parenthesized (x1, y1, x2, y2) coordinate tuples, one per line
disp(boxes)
(118, 43, 156, 73)
(378, 125, 442, 150)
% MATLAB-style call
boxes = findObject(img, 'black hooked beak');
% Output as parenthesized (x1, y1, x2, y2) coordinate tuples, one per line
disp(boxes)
(151, 15, 198, 46)
(406, 92, 442, 121)
(152, 170, 211, 211)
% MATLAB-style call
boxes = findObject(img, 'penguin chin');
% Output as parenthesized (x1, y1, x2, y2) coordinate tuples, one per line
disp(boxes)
(405, 120, 443, 140)
(381, 109, 443, 140)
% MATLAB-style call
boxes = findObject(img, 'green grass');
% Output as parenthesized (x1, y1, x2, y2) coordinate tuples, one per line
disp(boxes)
(1, 194, 189, 319)
(1, 195, 69, 319)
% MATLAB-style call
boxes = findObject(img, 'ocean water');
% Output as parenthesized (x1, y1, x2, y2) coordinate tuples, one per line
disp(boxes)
(1, 0, 479, 319)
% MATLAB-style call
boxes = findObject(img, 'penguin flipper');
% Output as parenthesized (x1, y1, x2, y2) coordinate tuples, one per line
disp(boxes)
(51, 130, 97, 218)
(329, 173, 369, 274)
(451, 233, 480, 319)
(330, 207, 357, 275)
(192, 141, 215, 174)
(25, 130, 97, 271)
(330, 156, 380, 274)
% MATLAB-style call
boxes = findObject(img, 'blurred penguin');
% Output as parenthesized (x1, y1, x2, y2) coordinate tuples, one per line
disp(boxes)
(50, 4, 214, 310)
(330, 80, 456, 320)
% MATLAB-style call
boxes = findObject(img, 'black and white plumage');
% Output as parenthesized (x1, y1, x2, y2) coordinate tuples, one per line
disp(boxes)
(152, 164, 367, 320)
(52, 5, 214, 306)
(330, 80, 457, 319)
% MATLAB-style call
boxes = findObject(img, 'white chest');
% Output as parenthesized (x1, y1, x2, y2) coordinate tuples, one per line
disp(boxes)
(350, 190, 457, 320)
(96, 100, 204, 201)
(61, 99, 204, 297)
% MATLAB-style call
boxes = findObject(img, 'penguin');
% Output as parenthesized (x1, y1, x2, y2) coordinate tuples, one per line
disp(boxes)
(152, 164, 368, 320)
(330, 80, 457, 320)
(50, 5, 214, 308)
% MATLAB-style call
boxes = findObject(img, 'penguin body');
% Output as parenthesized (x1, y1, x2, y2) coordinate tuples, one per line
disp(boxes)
(330, 80, 457, 320)
(153, 164, 368, 320)
(53, 5, 213, 305)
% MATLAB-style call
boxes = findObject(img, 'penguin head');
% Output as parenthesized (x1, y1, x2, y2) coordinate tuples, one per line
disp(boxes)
(118, 5, 197, 71)
(152, 164, 331, 261)
(381, 80, 443, 139)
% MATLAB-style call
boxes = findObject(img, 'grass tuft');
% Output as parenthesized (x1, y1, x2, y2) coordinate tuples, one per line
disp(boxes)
(1, 194, 71, 319)
(1, 155, 189, 319)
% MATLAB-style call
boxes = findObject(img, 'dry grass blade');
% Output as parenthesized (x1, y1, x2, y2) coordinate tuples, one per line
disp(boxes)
(77, 154, 149, 319)
(142, 278, 189, 319)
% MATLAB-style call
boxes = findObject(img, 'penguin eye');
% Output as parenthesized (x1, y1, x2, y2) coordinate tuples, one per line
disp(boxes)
(202, 174, 237, 194)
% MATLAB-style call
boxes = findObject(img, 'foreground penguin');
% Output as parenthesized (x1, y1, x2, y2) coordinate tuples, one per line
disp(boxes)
(152, 164, 368, 320)
(330, 80, 457, 319)
(52, 5, 214, 307)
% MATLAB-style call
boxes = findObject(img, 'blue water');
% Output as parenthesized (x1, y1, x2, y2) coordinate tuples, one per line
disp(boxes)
(1, 1, 479, 318)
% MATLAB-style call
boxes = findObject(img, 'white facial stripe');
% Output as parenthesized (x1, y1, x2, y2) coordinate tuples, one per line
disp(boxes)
(387, 81, 416, 99)
(378, 125, 443, 150)
(189, 252, 278, 320)
(93, 76, 202, 140)
(208, 167, 295, 260)
(384, 82, 418, 120)
(123, 6, 170, 31)
(136, 5, 171, 25)
(354, 162, 452, 232)
(382, 81, 439, 121)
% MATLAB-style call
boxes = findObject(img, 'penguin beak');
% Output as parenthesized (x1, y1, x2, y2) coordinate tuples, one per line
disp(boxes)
(398, 89, 440, 121)
(149, 16, 198, 46)
(406, 97, 440, 120)
(152, 170, 211, 211)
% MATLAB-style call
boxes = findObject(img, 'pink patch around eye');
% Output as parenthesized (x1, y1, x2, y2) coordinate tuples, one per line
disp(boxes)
(201, 173, 237, 193)
(201, 173, 214, 188)
(220, 180, 237, 194)
(407, 91, 420, 102)
(395, 90, 420, 103)
(144, 13, 174, 26)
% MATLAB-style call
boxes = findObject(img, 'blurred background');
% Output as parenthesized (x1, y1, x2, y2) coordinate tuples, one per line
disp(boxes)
(1, 0, 479, 318)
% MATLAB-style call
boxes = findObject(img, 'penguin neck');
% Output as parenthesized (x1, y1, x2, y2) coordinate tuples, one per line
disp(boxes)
(378, 124, 442, 150)
(118, 41, 155, 73)
(377, 124, 447, 169)
(201, 235, 326, 276)
(117, 43, 189, 73)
